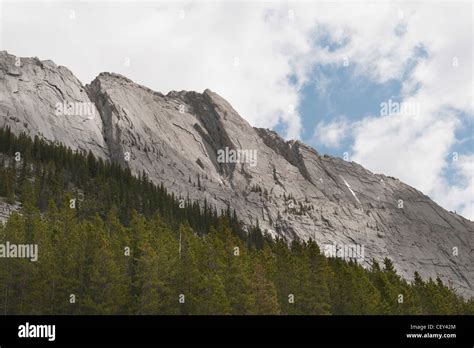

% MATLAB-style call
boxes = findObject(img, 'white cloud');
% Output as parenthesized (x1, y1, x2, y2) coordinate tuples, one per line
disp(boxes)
(1, 1, 318, 139)
(288, 1, 473, 220)
(352, 111, 460, 194)
(313, 117, 349, 148)
(431, 154, 474, 220)
(343, 3, 473, 220)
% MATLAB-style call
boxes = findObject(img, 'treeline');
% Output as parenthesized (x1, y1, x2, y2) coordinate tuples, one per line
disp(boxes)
(0, 127, 472, 315)
(0, 127, 252, 243)
(1, 206, 472, 315)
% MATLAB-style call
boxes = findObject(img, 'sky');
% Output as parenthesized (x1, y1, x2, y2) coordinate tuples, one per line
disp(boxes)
(0, 0, 472, 220)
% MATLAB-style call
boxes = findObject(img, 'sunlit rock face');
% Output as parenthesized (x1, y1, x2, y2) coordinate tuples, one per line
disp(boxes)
(0, 51, 108, 158)
(1, 52, 473, 297)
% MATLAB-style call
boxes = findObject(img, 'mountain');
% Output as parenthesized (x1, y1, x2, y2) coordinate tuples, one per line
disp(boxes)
(2, 128, 471, 315)
(0, 51, 472, 297)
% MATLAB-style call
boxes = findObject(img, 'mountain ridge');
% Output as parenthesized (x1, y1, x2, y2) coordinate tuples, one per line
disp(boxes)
(0, 51, 472, 297)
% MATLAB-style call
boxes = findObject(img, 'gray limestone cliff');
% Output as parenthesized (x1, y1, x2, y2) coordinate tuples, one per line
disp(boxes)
(1, 52, 473, 297)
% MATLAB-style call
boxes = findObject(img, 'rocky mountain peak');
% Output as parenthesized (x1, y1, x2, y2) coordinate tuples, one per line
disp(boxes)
(0, 52, 472, 297)
(0, 52, 109, 158)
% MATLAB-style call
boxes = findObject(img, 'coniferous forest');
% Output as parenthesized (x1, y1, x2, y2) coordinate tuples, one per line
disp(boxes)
(0, 127, 473, 315)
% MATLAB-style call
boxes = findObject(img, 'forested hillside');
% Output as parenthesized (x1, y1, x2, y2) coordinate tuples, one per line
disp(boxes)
(0, 127, 472, 315)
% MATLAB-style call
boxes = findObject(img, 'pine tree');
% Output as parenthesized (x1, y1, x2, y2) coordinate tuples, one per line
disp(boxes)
(175, 224, 203, 314)
(81, 217, 129, 314)
(249, 245, 280, 315)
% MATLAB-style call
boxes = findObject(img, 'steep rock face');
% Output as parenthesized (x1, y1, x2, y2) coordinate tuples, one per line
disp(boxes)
(1, 52, 473, 297)
(0, 51, 108, 158)
(87, 72, 473, 297)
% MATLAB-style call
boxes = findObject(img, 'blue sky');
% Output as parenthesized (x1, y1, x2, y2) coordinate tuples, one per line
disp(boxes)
(286, 58, 473, 180)
(284, 40, 432, 158)
(278, 27, 471, 195)
(283, 64, 403, 157)
(272, 11, 472, 220)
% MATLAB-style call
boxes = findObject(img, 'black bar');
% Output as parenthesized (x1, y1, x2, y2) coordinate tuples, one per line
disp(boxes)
(0, 315, 472, 347)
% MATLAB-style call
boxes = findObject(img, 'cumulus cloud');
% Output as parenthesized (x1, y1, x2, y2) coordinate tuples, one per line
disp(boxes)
(352, 111, 460, 193)
(431, 154, 474, 220)
(313, 117, 349, 148)
(1, 1, 318, 139)
(341, 4, 473, 220)
(279, 1, 472, 220)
